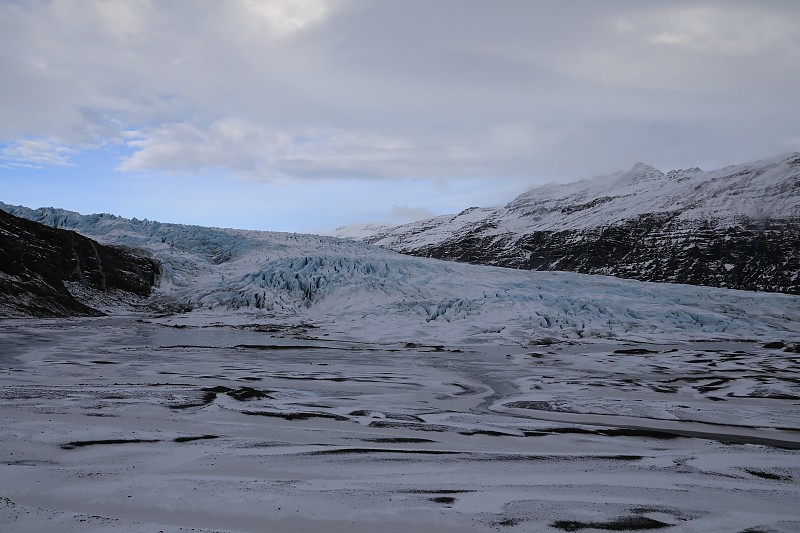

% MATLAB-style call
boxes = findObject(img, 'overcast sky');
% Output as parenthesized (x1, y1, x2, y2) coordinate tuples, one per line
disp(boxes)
(1, 0, 799, 233)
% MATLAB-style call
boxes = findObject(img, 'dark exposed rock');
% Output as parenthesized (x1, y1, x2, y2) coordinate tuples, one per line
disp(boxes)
(0, 208, 160, 317)
(408, 215, 800, 295)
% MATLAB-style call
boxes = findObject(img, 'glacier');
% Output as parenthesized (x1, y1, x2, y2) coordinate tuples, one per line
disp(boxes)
(2, 201, 799, 345)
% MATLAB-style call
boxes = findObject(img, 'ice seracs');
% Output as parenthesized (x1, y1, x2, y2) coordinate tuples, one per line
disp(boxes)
(2, 199, 799, 346)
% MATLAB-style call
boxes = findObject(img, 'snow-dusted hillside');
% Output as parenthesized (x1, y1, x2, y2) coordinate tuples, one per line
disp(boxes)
(2, 201, 800, 345)
(336, 153, 800, 294)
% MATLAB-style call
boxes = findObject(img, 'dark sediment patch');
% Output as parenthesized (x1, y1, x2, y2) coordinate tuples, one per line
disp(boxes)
(61, 439, 160, 450)
(449, 382, 480, 395)
(232, 323, 317, 334)
(763, 342, 785, 349)
(277, 375, 349, 383)
(349, 410, 423, 421)
(224, 386, 273, 401)
(459, 429, 520, 437)
(695, 378, 733, 393)
(453, 453, 643, 463)
(600, 428, 681, 439)
(169, 385, 272, 409)
(169, 401, 212, 410)
(525, 427, 681, 440)
(404, 342, 448, 352)
(302, 447, 459, 456)
(648, 385, 679, 393)
(363, 437, 437, 444)
(430, 496, 456, 504)
(504, 400, 575, 412)
(174, 435, 219, 443)
(368, 421, 453, 432)
(385, 413, 425, 422)
(613, 348, 659, 355)
(744, 468, 793, 481)
(169, 390, 219, 410)
(551, 516, 672, 531)
(522, 430, 549, 437)
(240, 410, 348, 421)
(530, 421, 800, 449)
(2, 459, 57, 466)
(402, 489, 475, 494)
(728, 392, 800, 400)
(160, 345, 220, 349)
(234, 343, 397, 353)
(235, 344, 319, 351)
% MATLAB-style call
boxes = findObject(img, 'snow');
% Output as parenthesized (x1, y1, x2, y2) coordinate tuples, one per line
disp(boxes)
(2, 201, 800, 531)
(1, 319, 799, 532)
(338, 152, 800, 250)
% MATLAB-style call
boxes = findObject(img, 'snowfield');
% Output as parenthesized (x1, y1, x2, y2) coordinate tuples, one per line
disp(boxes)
(1, 204, 799, 532)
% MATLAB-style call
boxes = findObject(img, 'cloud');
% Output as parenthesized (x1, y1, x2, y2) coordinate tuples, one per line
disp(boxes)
(241, 0, 332, 36)
(616, 5, 796, 54)
(390, 205, 435, 223)
(118, 119, 418, 179)
(1, 0, 799, 185)
(1, 138, 77, 167)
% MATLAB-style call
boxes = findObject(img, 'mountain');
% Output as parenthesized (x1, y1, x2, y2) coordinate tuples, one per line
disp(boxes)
(2, 201, 799, 345)
(0, 209, 160, 317)
(336, 153, 800, 295)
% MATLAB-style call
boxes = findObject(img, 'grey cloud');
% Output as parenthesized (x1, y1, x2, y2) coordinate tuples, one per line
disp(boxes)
(1, 0, 799, 182)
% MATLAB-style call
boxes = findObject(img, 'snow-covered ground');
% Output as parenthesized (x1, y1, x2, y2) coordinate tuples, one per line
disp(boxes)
(1, 203, 799, 531)
(1, 317, 799, 532)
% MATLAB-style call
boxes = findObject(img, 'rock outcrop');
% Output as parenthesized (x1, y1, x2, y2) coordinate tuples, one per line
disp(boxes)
(0, 209, 160, 317)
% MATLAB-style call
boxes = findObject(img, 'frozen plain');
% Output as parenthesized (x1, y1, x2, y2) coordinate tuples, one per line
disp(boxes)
(1, 209, 800, 531)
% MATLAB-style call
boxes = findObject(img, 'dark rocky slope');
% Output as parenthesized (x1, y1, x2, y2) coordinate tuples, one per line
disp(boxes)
(338, 153, 800, 295)
(416, 215, 800, 294)
(0, 209, 160, 317)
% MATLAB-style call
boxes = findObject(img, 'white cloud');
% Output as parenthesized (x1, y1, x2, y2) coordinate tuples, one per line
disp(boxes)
(1, 138, 77, 167)
(618, 6, 796, 54)
(242, 0, 332, 36)
(118, 119, 420, 179)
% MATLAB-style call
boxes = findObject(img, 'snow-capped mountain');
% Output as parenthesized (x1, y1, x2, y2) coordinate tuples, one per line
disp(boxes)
(336, 153, 800, 294)
(2, 201, 799, 345)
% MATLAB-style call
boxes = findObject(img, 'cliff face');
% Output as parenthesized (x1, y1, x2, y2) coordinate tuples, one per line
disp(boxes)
(0, 209, 160, 317)
(408, 215, 800, 294)
(338, 153, 800, 295)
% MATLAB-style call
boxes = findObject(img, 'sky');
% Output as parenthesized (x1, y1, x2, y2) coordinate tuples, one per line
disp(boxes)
(1, 0, 799, 234)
